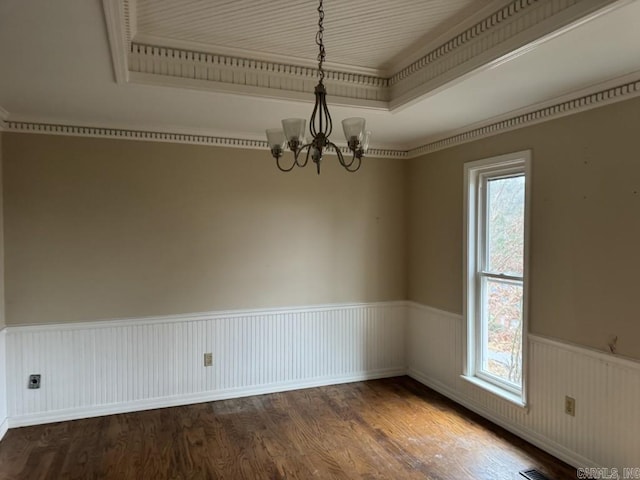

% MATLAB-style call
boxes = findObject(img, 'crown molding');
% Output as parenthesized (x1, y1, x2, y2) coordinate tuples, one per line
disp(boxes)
(389, 0, 624, 110)
(407, 72, 640, 157)
(5, 73, 639, 160)
(128, 44, 390, 106)
(384, 0, 514, 75)
(132, 33, 385, 79)
(4, 121, 270, 149)
(2, 120, 407, 159)
(105, 0, 623, 109)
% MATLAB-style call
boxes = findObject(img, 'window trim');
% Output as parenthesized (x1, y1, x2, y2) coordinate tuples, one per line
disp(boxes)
(463, 150, 531, 407)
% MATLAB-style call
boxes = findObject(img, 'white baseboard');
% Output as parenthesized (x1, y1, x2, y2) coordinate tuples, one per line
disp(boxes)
(9, 367, 406, 428)
(407, 368, 595, 469)
(0, 418, 7, 442)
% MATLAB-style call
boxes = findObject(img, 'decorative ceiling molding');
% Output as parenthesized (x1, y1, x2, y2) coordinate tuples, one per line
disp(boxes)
(102, 0, 131, 83)
(5, 73, 639, 160)
(2, 121, 407, 159)
(389, 0, 620, 109)
(408, 73, 640, 157)
(128, 43, 390, 106)
(104, 0, 620, 110)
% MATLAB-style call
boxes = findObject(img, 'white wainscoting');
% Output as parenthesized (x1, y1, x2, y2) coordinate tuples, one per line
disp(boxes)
(0, 328, 7, 441)
(6, 302, 407, 427)
(406, 302, 640, 470)
(5, 300, 639, 471)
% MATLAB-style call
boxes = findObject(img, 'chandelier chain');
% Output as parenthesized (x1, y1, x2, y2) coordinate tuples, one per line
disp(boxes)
(316, 0, 325, 81)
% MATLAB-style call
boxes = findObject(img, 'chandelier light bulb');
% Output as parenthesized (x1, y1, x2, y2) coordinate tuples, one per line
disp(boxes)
(361, 131, 371, 153)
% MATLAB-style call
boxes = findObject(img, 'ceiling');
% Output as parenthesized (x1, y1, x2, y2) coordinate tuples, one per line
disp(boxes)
(133, 0, 487, 73)
(1, 0, 639, 154)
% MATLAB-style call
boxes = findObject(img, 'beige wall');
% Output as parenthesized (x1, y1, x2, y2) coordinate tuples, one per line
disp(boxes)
(5, 97, 639, 358)
(3, 134, 406, 325)
(408, 96, 640, 359)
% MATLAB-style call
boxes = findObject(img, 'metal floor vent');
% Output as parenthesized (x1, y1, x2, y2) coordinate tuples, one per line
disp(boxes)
(519, 469, 552, 480)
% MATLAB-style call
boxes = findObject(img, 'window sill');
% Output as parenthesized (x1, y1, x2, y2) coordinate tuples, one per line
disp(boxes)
(460, 375, 528, 410)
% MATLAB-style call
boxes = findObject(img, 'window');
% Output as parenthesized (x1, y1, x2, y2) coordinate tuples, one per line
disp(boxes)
(463, 151, 530, 406)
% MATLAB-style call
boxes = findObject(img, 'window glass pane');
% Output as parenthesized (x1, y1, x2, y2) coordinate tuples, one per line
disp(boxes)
(481, 278, 523, 387)
(486, 175, 524, 275)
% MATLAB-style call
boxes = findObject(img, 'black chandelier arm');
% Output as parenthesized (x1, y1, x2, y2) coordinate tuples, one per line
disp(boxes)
(330, 142, 354, 168)
(294, 143, 313, 167)
(344, 154, 362, 173)
(321, 90, 333, 138)
(275, 154, 298, 172)
(340, 149, 362, 172)
(310, 83, 333, 139)
(332, 144, 345, 166)
(328, 141, 361, 172)
(309, 95, 320, 137)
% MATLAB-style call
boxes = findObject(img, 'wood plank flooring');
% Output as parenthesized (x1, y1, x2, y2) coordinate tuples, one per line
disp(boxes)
(0, 376, 577, 479)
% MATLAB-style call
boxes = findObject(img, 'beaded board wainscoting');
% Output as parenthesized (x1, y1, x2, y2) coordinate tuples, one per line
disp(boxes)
(5, 302, 406, 428)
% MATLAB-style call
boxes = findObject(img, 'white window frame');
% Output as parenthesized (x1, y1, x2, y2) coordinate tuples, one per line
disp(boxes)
(463, 150, 531, 408)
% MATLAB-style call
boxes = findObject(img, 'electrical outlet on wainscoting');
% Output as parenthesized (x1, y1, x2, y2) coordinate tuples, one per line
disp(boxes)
(565, 395, 576, 416)
(28, 374, 41, 389)
(204, 352, 213, 367)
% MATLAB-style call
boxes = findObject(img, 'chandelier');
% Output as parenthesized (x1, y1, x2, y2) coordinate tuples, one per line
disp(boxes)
(265, 0, 371, 174)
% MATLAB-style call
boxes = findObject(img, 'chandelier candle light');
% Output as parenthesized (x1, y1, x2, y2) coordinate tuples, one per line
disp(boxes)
(266, 0, 371, 174)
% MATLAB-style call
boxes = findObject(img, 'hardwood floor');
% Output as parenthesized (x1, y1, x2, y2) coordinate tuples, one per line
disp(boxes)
(0, 376, 577, 479)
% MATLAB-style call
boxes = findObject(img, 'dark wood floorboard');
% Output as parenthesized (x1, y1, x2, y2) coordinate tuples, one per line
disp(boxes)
(0, 376, 577, 479)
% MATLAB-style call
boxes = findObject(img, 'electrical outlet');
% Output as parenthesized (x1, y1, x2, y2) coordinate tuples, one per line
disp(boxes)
(28, 374, 41, 389)
(204, 353, 213, 367)
(565, 396, 576, 416)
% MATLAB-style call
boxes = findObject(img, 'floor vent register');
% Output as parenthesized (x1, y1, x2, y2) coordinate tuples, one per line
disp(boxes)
(519, 469, 553, 480)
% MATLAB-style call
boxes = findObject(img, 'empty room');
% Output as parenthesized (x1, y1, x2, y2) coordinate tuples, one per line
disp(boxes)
(0, 0, 639, 479)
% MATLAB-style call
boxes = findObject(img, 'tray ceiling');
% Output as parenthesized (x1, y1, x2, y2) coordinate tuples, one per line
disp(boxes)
(134, 0, 483, 72)
(106, 0, 635, 112)
(1, 0, 640, 154)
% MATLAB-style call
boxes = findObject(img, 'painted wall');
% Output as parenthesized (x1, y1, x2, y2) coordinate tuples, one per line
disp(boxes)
(408, 96, 640, 359)
(2, 134, 406, 325)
